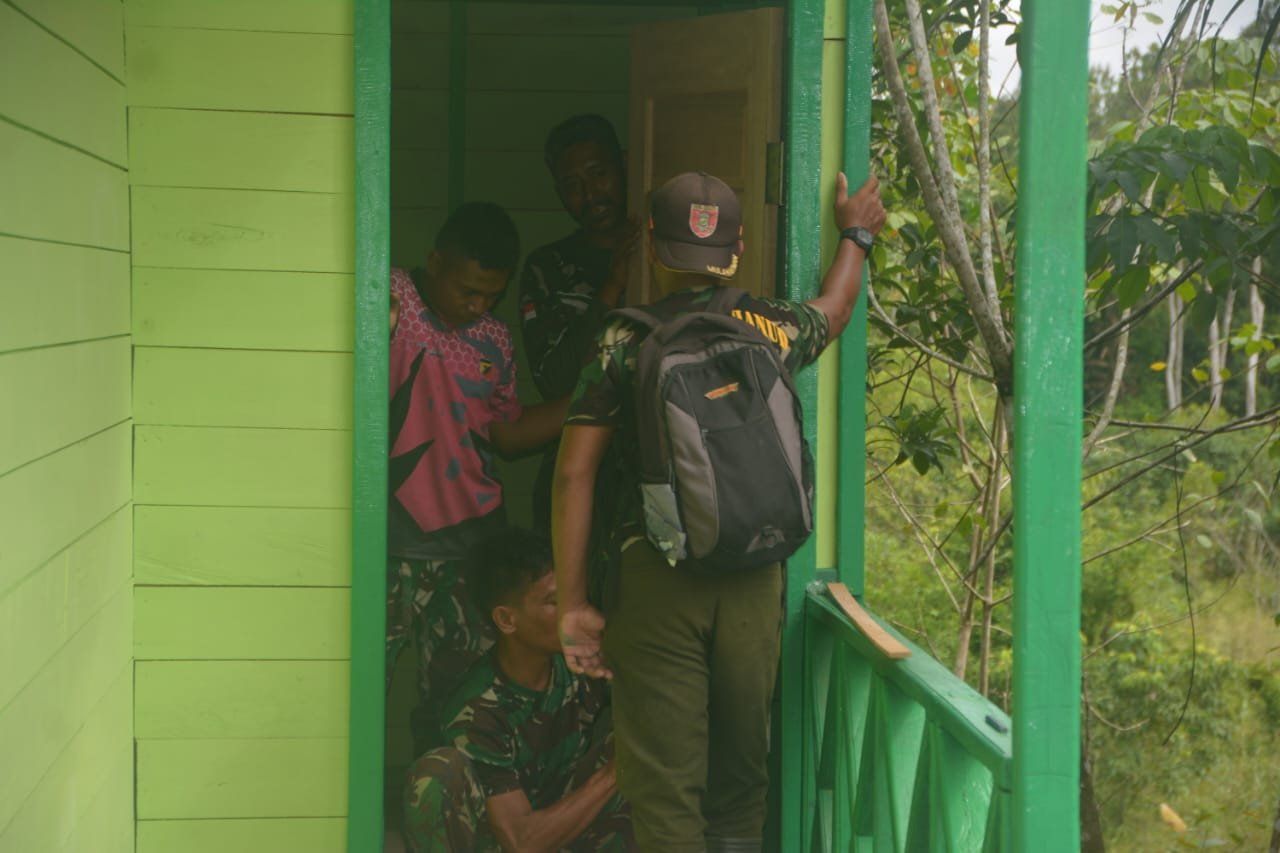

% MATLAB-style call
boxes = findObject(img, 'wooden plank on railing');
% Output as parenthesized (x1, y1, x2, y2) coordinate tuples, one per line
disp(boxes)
(826, 582, 911, 660)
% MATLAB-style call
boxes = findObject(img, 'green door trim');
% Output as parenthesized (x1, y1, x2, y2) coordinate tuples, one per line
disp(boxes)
(350, 0, 391, 850)
(836, 0, 872, 598)
(778, 0, 825, 847)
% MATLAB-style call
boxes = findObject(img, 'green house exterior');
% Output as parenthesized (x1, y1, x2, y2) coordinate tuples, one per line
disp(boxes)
(1, 0, 1087, 850)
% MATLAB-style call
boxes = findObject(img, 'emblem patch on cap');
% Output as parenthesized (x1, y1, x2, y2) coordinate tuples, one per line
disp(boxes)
(689, 204, 719, 239)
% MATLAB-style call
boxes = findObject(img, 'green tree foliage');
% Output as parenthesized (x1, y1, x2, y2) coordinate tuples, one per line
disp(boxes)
(863, 1, 1280, 846)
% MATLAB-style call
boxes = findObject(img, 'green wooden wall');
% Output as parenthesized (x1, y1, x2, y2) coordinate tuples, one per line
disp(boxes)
(0, 1, 134, 851)
(126, 1, 354, 849)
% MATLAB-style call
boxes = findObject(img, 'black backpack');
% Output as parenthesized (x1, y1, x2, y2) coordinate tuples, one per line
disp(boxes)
(611, 287, 814, 573)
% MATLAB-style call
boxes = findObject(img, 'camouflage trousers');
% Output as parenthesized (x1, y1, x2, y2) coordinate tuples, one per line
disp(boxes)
(403, 746, 634, 853)
(386, 556, 496, 745)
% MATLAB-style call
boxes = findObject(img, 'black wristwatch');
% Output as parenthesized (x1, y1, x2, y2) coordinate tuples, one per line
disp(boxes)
(840, 227, 875, 252)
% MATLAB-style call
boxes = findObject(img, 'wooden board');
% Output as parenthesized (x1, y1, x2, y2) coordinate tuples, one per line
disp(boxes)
(827, 582, 912, 660)
(133, 426, 351, 508)
(129, 108, 353, 193)
(391, 146, 449, 209)
(390, 33, 449, 89)
(126, 0, 354, 34)
(395, 211, 569, 276)
(464, 149, 561, 211)
(137, 819, 344, 853)
(0, 337, 130, 476)
(0, 591, 131, 828)
(392, 0, 448, 35)
(0, 3, 127, 165)
(11, 0, 127, 79)
(0, 667, 132, 853)
(464, 90, 627, 153)
(0, 121, 128, 250)
(466, 3, 695, 35)
(134, 348, 353, 430)
(134, 587, 351, 660)
(136, 738, 348, 819)
(466, 34, 628, 92)
(0, 238, 129, 354)
(59, 747, 135, 853)
(131, 187, 354, 273)
(135, 506, 350, 586)
(136, 660, 349, 738)
(506, 210, 578, 262)
(627, 8, 783, 302)
(0, 507, 130, 711)
(132, 268, 353, 352)
(391, 89, 449, 150)
(390, 207, 447, 269)
(0, 423, 130, 594)
(126, 27, 353, 114)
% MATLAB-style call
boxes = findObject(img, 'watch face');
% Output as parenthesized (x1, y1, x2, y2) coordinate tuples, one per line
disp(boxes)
(846, 228, 873, 250)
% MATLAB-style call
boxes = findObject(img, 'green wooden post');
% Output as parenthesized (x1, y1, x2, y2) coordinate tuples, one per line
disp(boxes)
(781, 0, 824, 847)
(837, 0, 873, 598)
(1012, 0, 1087, 847)
(350, 1, 390, 851)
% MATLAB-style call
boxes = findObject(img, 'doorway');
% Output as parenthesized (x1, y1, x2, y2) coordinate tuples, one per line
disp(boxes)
(367, 1, 793, 849)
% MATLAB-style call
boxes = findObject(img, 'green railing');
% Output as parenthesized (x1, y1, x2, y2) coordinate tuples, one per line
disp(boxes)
(801, 582, 1012, 853)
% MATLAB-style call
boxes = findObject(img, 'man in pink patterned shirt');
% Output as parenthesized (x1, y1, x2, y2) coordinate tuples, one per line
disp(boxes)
(387, 202, 569, 749)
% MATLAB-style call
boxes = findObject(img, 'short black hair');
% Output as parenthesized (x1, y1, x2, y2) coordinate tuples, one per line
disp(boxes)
(433, 201, 520, 272)
(466, 528, 554, 622)
(544, 114, 623, 176)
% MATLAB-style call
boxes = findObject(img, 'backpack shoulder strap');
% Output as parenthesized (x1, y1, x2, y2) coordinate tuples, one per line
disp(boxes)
(607, 306, 661, 332)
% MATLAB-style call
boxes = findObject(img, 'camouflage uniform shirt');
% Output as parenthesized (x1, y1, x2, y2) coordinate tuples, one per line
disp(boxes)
(519, 230, 615, 400)
(443, 652, 609, 807)
(565, 285, 831, 551)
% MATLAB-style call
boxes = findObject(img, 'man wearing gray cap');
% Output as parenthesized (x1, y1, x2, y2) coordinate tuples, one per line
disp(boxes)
(552, 169, 885, 851)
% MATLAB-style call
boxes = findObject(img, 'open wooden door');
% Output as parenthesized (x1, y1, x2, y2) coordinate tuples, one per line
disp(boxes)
(627, 8, 783, 303)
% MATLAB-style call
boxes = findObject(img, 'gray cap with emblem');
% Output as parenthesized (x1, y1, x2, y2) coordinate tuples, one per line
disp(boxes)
(648, 171, 742, 279)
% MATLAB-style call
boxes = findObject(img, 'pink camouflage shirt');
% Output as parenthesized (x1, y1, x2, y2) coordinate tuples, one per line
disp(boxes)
(388, 268, 522, 557)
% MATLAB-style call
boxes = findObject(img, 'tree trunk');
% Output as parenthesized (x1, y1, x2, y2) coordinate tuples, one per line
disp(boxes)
(1080, 683, 1107, 853)
(1246, 261, 1263, 417)
(1208, 287, 1236, 412)
(977, 406, 1006, 696)
(1208, 304, 1223, 411)
(1166, 293, 1184, 410)
(1080, 747, 1107, 853)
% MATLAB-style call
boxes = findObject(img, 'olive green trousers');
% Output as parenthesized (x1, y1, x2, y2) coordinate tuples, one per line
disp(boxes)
(603, 540, 783, 852)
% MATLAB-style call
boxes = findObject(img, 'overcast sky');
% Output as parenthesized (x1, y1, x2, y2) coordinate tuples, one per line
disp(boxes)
(987, 0, 1257, 94)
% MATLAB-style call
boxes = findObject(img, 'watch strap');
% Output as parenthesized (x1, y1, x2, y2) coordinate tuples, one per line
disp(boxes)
(840, 227, 874, 251)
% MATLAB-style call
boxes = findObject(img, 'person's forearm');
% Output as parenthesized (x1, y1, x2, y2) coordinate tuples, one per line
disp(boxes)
(552, 459, 595, 609)
(495, 767, 616, 853)
(490, 397, 570, 457)
(813, 239, 867, 342)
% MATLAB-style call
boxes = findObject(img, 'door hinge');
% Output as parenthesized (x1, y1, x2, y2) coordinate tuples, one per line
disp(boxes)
(765, 141, 785, 206)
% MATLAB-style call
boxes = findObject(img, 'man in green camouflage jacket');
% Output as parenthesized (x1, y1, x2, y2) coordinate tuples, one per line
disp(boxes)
(403, 529, 633, 852)
(552, 171, 886, 851)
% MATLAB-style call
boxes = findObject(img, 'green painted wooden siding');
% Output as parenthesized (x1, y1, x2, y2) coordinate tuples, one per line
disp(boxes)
(0, 1, 134, 851)
(125, 0, 355, 847)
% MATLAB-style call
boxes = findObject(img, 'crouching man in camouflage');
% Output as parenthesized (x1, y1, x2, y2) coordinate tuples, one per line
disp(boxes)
(403, 528, 633, 852)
